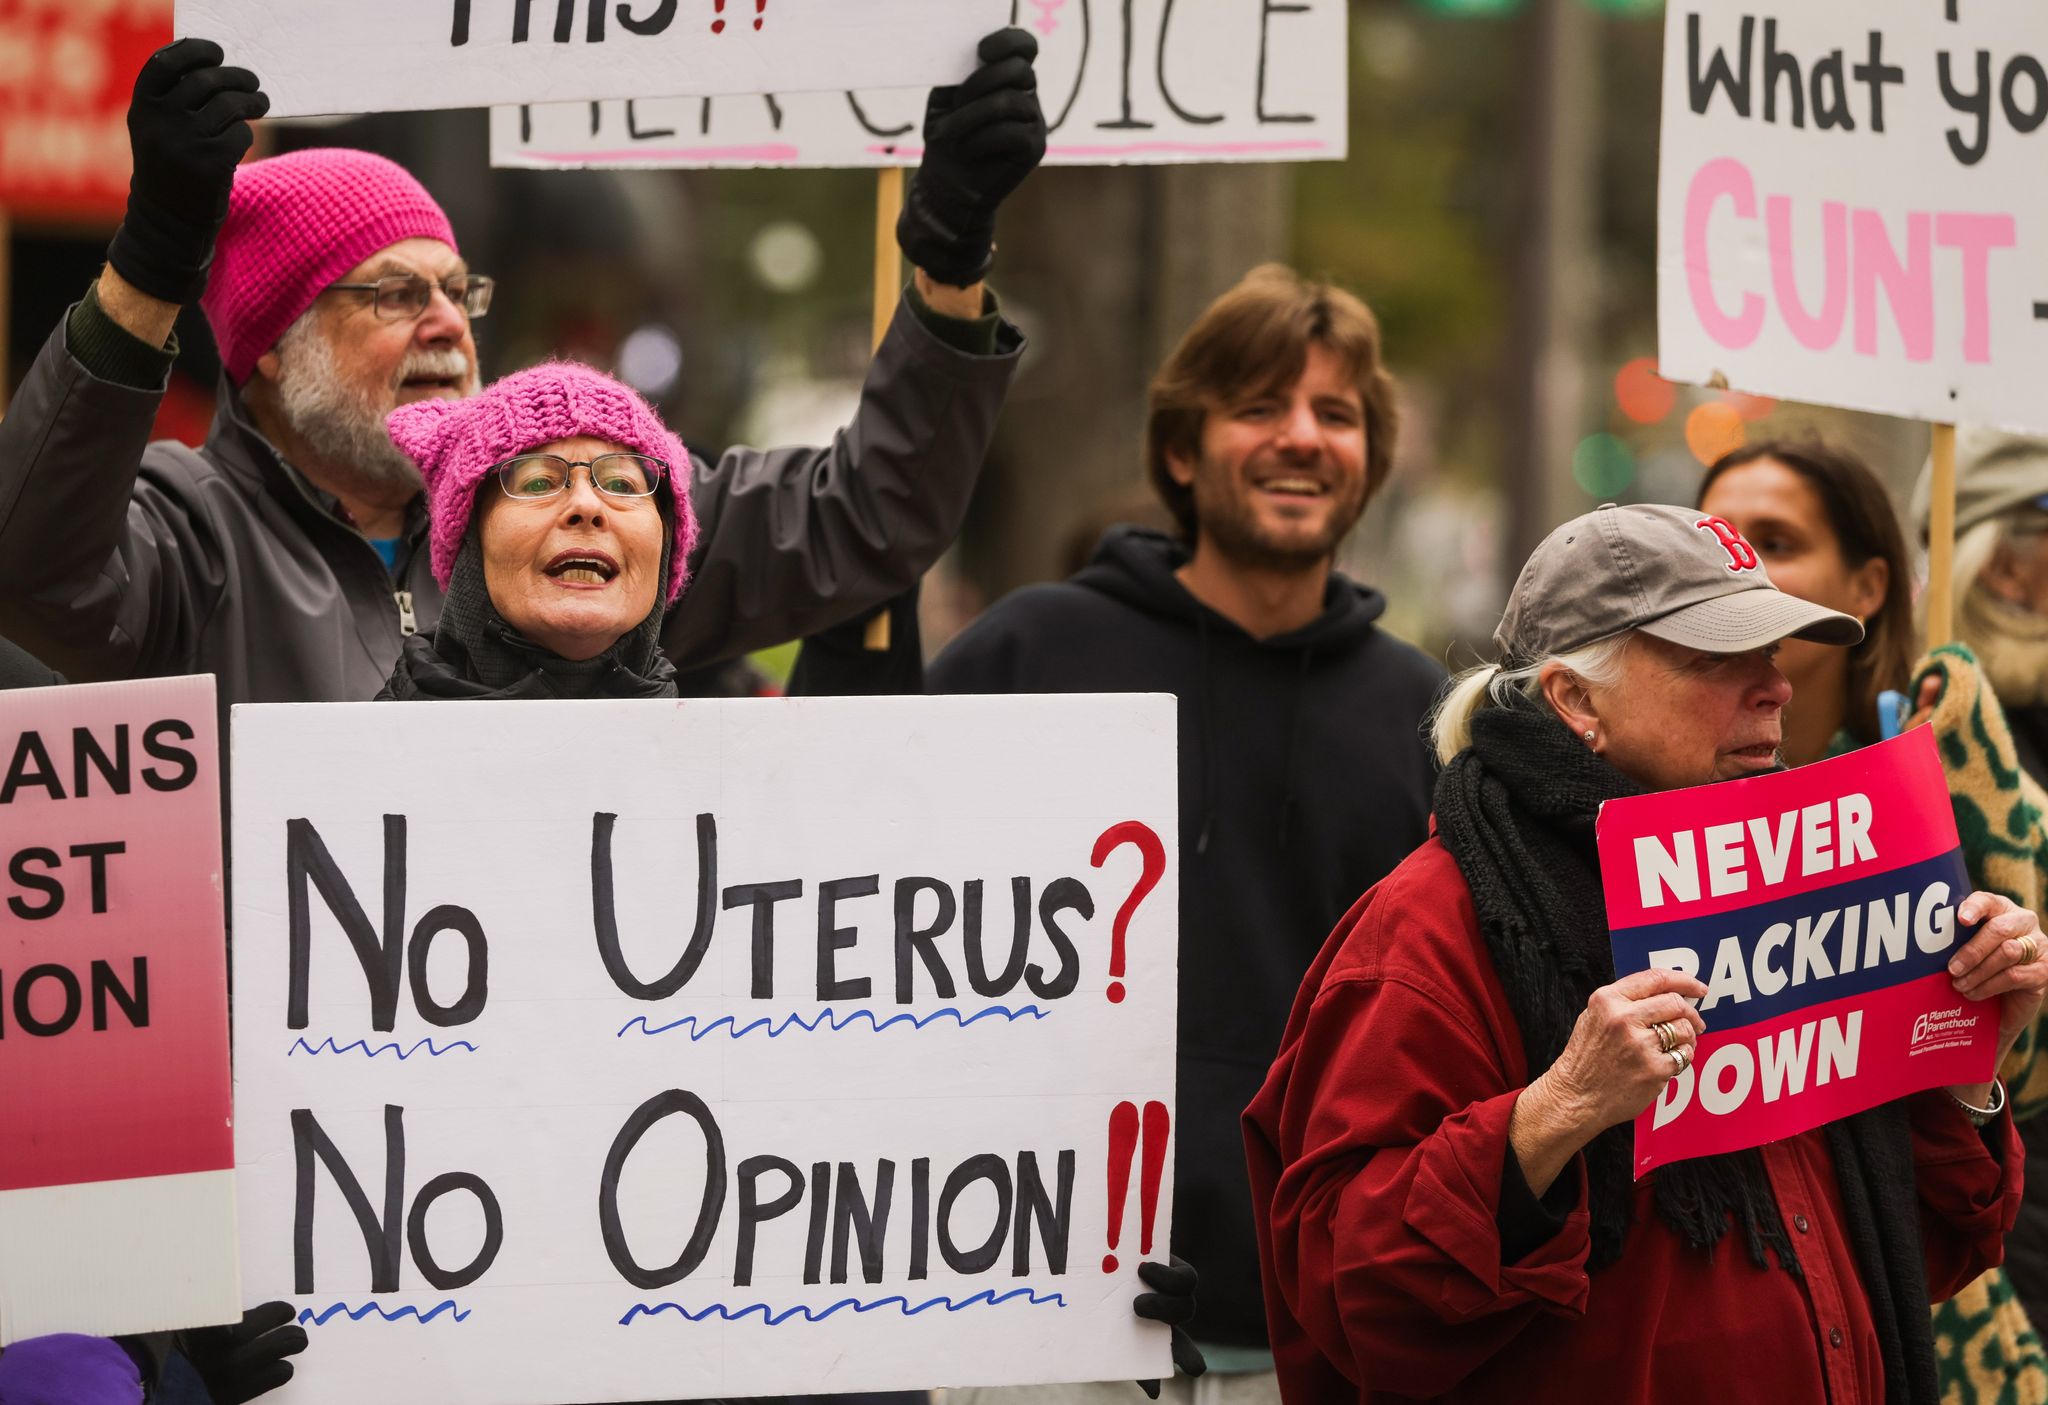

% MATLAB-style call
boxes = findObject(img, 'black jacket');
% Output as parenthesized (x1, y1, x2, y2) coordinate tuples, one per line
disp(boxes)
(2011, 703, 2048, 792)
(0, 635, 62, 689)
(928, 526, 1446, 1347)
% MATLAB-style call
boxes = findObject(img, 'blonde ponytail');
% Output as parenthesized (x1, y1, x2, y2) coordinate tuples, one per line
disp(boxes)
(1428, 634, 1636, 766)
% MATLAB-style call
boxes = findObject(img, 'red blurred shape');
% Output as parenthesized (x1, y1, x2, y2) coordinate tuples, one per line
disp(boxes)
(0, 0, 173, 222)
(1613, 357, 1676, 426)
(1723, 391, 1777, 422)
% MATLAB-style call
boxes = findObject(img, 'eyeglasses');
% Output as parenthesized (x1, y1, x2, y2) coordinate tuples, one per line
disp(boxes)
(325, 273, 495, 322)
(494, 453, 667, 502)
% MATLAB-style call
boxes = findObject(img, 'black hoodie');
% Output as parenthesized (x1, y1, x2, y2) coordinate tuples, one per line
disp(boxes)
(928, 527, 1446, 1348)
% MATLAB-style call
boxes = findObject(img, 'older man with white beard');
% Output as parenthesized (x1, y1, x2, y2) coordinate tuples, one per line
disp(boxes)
(0, 35, 1040, 712)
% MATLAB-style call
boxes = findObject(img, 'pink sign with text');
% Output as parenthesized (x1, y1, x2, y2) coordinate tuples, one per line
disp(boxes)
(1597, 727, 1994, 1177)
(0, 674, 239, 1341)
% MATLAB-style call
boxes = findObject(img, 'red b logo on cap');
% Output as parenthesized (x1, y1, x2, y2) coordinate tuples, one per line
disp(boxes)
(1694, 516, 1760, 572)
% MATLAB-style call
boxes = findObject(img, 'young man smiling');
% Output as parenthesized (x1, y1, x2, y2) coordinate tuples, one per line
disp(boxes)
(929, 265, 1446, 1401)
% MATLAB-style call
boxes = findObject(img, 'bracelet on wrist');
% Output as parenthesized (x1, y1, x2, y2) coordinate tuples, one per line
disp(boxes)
(1946, 1079, 2006, 1128)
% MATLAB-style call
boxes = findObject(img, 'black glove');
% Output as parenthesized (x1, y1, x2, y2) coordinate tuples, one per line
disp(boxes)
(896, 27, 1047, 287)
(178, 1301, 308, 1405)
(1134, 1256, 1207, 1399)
(106, 38, 269, 304)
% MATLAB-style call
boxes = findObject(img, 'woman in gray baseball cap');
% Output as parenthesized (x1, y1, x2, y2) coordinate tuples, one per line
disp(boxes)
(1245, 502, 2047, 1404)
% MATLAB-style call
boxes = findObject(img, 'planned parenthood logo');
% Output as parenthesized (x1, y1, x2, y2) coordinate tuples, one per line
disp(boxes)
(1910, 1005, 1983, 1057)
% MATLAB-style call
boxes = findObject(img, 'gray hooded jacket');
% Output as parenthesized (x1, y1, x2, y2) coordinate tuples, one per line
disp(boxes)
(0, 293, 1019, 707)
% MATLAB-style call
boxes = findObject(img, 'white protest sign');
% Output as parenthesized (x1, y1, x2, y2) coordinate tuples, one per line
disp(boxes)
(231, 694, 1177, 1403)
(490, 0, 1346, 168)
(1659, 0, 2048, 432)
(178, 0, 1008, 118)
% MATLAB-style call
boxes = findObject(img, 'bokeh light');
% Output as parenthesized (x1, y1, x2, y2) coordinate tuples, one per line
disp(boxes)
(1685, 402, 1747, 466)
(1613, 357, 1677, 425)
(1572, 433, 1636, 498)
(749, 220, 824, 293)
(618, 325, 684, 398)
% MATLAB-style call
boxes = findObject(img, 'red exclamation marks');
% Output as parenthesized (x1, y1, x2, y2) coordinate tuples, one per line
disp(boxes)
(1102, 1099, 1170, 1272)
(710, 0, 725, 32)
(753, 0, 765, 29)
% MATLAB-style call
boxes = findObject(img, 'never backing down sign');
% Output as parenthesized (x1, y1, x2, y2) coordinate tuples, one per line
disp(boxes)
(231, 694, 1177, 1403)
(1598, 727, 1994, 1176)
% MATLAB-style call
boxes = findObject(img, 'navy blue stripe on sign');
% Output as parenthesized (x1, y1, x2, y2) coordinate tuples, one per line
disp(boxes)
(1609, 846, 1974, 1034)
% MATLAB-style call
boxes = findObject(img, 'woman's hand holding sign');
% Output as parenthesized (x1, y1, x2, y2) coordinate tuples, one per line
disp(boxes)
(1945, 891, 2048, 1109)
(1510, 966, 1709, 1195)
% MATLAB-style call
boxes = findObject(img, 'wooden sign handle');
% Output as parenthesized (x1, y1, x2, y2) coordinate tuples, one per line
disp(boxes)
(865, 168, 906, 653)
(871, 167, 904, 353)
(1925, 422, 1958, 652)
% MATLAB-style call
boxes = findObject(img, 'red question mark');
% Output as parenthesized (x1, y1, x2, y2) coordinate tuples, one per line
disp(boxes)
(1090, 821, 1165, 1004)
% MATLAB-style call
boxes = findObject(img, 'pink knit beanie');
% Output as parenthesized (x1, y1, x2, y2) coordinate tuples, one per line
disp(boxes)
(201, 148, 458, 384)
(386, 362, 699, 605)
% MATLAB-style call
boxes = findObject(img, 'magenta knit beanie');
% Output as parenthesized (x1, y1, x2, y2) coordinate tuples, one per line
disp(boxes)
(386, 362, 699, 605)
(201, 149, 457, 384)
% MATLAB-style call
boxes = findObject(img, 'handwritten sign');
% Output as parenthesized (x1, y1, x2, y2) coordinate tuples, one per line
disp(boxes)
(1599, 728, 1994, 1176)
(230, 694, 1178, 1403)
(0, 675, 238, 1344)
(1658, 0, 2048, 433)
(0, 0, 172, 222)
(490, 0, 1346, 168)
(178, 0, 1008, 119)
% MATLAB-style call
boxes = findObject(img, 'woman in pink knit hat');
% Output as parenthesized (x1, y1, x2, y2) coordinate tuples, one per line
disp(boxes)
(376, 361, 699, 700)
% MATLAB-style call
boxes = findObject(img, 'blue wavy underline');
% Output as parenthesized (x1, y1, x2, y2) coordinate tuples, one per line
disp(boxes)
(616, 1004, 1050, 1041)
(299, 1300, 470, 1325)
(290, 1036, 478, 1060)
(619, 1286, 1068, 1326)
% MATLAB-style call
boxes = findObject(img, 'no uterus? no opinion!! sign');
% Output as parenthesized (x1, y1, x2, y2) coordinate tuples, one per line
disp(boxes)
(230, 693, 1179, 1404)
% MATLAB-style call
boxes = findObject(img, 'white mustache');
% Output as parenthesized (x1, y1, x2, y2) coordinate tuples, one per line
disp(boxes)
(395, 349, 473, 388)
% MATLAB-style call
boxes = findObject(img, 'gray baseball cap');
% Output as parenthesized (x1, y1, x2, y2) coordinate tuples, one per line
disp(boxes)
(1494, 502, 1865, 662)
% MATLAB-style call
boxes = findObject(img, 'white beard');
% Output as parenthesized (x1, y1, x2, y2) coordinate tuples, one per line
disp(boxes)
(270, 315, 476, 498)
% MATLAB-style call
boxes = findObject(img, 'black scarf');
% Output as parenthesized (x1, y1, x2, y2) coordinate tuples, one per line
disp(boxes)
(1434, 699, 1937, 1404)
(378, 541, 679, 702)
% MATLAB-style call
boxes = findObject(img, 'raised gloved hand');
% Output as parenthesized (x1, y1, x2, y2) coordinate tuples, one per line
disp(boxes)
(896, 27, 1047, 287)
(106, 38, 269, 305)
(178, 1302, 308, 1405)
(1133, 1256, 1207, 1399)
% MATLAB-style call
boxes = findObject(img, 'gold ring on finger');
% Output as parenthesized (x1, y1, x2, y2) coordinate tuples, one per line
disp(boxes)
(1671, 1046, 1690, 1074)
(1655, 1022, 1677, 1053)
(2022, 934, 2042, 966)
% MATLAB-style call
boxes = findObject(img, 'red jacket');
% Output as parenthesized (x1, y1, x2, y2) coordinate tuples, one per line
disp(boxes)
(1244, 836, 2022, 1404)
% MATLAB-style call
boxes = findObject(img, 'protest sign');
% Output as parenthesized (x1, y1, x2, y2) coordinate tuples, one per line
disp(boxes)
(1658, 0, 2048, 433)
(490, 0, 1347, 168)
(178, 0, 1008, 119)
(0, 0, 171, 222)
(1598, 727, 1994, 1177)
(231, 693, 1177, 1402)
(0, 675, 238, 1343)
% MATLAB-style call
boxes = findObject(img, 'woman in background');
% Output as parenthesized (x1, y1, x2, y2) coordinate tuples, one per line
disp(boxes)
(1700, 438, 2048, 1403)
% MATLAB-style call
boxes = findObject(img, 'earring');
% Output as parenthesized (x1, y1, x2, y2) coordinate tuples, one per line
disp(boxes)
(1583, 730, 1596, 744)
